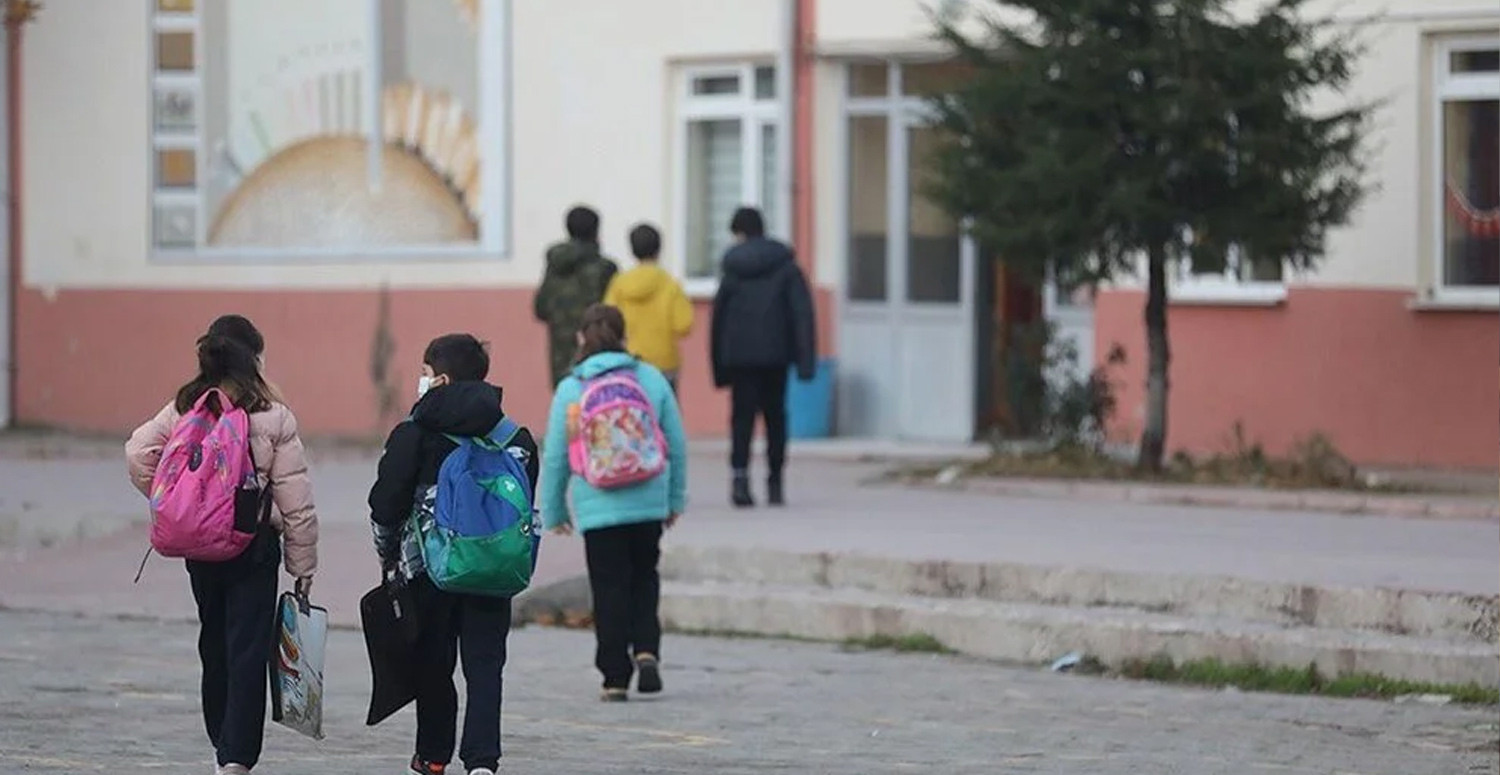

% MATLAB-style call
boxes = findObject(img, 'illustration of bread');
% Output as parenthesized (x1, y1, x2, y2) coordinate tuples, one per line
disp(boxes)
(208, 83, 480, 247)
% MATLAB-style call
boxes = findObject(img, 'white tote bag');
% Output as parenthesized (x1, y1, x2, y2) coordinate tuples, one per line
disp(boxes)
(269, 591, 328, 740)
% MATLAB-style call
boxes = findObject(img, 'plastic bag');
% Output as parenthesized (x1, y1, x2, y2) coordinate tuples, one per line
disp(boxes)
(269, 591, 328, 740)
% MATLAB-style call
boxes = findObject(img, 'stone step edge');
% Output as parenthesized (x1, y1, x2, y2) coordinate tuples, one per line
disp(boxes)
(895, 476, 1500, 523)
(658, 580, 1499, 688)
(660, 545, 1499, 645)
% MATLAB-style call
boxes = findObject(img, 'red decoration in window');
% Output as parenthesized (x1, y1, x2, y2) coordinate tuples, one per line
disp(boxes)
(1445, 183, 1500, 239)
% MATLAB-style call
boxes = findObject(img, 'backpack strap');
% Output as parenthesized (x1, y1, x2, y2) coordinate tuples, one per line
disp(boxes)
(490, 417, 522, 448)
(451, 417, 521, 452)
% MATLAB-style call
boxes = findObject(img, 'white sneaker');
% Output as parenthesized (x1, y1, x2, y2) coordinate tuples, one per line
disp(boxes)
(216, 765, 250, 775)
(468, 769, 496, 775)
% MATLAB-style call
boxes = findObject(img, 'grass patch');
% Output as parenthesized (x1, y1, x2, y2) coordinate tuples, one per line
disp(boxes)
(668, 626, 823, 645)
(893, 427, 1437, 494)
(668, 627, 953, 655)
(1117, 656, 1499, 705)
(842, 633, 952, 655)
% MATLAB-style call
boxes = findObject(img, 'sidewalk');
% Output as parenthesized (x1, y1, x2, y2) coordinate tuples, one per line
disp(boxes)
(7, 610, 1493, 775)
(2, 448, 1495, 627)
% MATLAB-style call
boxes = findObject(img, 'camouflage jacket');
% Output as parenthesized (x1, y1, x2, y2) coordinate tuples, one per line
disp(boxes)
(533, 240, 618, 385)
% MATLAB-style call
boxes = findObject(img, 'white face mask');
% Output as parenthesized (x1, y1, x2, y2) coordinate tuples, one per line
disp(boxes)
(416, 376, 434, 399)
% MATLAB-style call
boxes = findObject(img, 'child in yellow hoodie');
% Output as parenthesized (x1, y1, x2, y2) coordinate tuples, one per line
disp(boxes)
(603, 224, 694, 391)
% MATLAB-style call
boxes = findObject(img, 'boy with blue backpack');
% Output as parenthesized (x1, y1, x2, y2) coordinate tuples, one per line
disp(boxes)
(369, 333, 539, 775)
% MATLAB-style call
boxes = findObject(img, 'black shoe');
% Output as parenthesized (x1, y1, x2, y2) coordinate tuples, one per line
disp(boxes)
(731, 473, 755, 508)
(767, 476, 785, 507)
(635, 653, 663, 694)
(409, 755, 448, 775)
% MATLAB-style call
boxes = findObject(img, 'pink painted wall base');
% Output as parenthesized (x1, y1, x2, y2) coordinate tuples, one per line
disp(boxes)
(16, 285, 837, 440)
(1094, 287, 1499, 469)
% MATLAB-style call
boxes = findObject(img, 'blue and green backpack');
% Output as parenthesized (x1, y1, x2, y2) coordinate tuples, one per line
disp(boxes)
(411, 418, 539, 598)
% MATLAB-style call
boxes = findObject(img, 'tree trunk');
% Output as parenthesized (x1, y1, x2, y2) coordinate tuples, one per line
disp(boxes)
(1137, 245, 1170, 471)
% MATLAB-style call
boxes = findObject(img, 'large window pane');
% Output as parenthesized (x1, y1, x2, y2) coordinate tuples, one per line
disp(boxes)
(906, 126, 961, 303)
(685, 119, 743, 279)
(1442, 98, 1500, 287)
(848, 116, 888, 301)
(759, 122, 779, 239)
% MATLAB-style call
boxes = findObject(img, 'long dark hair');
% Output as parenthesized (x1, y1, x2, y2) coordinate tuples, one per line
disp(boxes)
(174, 315, 278, 414)
(574, 304, 627, 364)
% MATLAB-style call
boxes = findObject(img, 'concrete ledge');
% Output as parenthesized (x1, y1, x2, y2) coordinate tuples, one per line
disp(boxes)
(660, 581, 1500, 687)
(513, 575, 591, 625)
(899, 477, 1500, 522)
(662, 546, 1499, 645)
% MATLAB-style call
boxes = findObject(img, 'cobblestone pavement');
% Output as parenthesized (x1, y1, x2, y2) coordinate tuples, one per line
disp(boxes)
(1, 612, 1494, 774)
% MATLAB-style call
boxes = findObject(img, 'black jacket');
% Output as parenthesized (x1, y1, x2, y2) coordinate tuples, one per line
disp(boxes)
(368, 381, 538, 566)
(709, 237, 817, 387)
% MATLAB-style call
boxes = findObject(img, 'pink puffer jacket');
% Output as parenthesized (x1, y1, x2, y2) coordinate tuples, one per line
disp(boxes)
(126, 401, 319, 578)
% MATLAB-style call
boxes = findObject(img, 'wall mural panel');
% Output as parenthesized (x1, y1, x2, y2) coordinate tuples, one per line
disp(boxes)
(151, 0, 498, 253)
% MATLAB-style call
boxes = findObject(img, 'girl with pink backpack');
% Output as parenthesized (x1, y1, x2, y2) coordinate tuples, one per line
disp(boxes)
(541, 304, 688, 702)
(126, 315, 319, 775)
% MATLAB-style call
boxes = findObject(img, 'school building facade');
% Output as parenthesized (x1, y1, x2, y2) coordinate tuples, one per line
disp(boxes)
(0, 0, 1495, 469)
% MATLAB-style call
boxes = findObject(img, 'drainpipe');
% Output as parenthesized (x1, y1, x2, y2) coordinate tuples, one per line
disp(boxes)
(776, 0, 794, 250)
(2, 1, 36, 429)
(778, 0, 816, 278)
(792, 0, 818, 353)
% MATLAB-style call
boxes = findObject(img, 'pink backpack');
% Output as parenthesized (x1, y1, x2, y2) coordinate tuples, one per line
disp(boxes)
(567, 368, 668, 489)
(148, 388, 264, 561)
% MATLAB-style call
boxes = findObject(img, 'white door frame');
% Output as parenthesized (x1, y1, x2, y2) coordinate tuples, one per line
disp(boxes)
(837, 61, 976, 441)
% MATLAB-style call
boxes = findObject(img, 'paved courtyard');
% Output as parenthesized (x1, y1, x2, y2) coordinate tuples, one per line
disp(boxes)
(0, 611, 1495, 774)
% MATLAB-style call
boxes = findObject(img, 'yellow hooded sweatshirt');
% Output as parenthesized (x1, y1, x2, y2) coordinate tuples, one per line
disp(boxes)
(602, 262, 695, 373)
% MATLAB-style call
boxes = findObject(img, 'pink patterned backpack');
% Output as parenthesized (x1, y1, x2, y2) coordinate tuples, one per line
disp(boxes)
(567, 368, 668, 489)
(148, 388, 265, 561)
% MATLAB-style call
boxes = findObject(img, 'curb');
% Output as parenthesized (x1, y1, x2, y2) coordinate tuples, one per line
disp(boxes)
(513, 575, 592, 625)
(894, 476, 1500, 522)
(661, 545, 1500, 645)
(659, 581, 1500, 688)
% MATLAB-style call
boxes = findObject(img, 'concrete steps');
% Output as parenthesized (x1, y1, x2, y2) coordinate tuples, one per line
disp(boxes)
(658, 546, 1499, 686)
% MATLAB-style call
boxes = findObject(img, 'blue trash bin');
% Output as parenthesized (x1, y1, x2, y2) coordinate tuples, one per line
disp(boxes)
(786, 358, 835, 439)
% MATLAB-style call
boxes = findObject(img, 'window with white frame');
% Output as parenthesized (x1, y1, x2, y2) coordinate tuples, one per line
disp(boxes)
(149, 0, 509, 257)
(677, 65, 782, 282)
(1176, 112, 1284, 293)
(1435, 37, 1499, 293)
(1174, 244, 1284, 287)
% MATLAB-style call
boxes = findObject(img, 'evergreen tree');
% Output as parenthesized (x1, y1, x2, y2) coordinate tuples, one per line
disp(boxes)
(927, 0, 1373, 470)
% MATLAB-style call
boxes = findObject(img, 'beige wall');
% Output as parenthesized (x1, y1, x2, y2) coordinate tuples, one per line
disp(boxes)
(19, 0, 1497, 295)
(810, 0, 1498, 293)
(21, 0, 778, 291)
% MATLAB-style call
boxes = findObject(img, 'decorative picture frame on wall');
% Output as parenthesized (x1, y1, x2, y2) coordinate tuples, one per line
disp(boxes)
(154, 88, 196, 133)
(153, 202, 197, 248)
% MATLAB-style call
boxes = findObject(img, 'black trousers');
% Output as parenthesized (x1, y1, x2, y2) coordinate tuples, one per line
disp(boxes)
(728, 366, 788, 476)
(410, 575, 512, 771)
(584, 521, 664, 689)
(186, 530, 280, 769)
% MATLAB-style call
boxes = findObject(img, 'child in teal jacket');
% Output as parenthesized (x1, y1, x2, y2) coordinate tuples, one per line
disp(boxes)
(541, 304, 688, 700)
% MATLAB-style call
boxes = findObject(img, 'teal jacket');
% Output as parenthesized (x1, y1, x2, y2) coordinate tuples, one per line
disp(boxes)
(541, 351, 688, 533)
